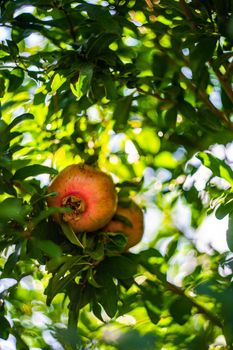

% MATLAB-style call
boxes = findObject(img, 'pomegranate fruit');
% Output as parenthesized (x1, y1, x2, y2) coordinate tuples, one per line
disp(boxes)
(47, 164, 117, 232)
(103, 201, 144, 250)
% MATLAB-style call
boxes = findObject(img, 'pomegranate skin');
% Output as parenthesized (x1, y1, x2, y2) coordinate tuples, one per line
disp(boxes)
(47, 164, 118, 233)
(103, 201, 144, 250)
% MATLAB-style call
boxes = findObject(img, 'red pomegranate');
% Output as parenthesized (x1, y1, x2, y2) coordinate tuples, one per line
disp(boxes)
(103, 201, 144, 250)
(47, 164, 118, 232)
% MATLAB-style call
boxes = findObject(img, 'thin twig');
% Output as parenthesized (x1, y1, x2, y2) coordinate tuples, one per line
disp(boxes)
(62, 7, 76, 43)
(179, 0, 197, 30)
(136, 87, 172, 103)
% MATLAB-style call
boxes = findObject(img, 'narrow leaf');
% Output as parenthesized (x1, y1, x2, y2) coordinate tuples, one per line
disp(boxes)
(197, 152, 233, 186)
(226, 213, 233, 252)
(60, 221, 84, 248)
(7, 113, 34, 130)
(33, 239, 62, 258)
(215, 198, 233, 220)
(13, 164, 57, 180)
(32, 207, 71, 227)
(113, 95, 133, 132)
(70, 65, 93, 100)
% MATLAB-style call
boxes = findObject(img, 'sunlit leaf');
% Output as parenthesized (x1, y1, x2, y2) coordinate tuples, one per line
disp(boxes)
(51, 73, 66, 94)
(197, 152, 233, 186)
(154, 151, 178, 169)
(7, 113, 34, 129)
(70, 65, 93, 100)
(134, 127, 160, 154)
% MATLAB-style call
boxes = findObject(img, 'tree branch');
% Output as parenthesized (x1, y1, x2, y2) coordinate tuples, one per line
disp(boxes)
(181, 73, 233, 131)
(166, 281, 223, 329)
(136, 275, 223, 329)
(136, 87, 172, 103)
(212, 68, 233, 104)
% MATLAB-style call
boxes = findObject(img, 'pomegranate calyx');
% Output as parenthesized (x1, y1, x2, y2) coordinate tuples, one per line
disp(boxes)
(61, 195, 86, 222)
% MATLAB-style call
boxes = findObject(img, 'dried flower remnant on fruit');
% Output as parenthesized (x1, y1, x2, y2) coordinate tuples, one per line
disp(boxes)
(62, 195, 86, 222)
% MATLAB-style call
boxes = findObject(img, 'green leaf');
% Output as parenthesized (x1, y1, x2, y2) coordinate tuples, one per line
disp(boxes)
(7, 113, 34, 130)
(152, 53, 169, 78)
(60, 221, 84, 248)
(8, 68, 24, 92)
(87, 269, 102, 288)
(45, 256, 87, 304)
(165, 237, 178, 259)
(144, 302, 160, 324)
(164, 107, 177, 128)
(0, 316, 11, 340)
(95, 273, 118, 318)
(169, 297, 192, 325)
(178, 101, 197, 121)
(215, 196, 233, 219)
(0, 120, 10, 147)
(33, 239, 62, 258)
(86, 33, 119, 59)
(70, 65, 93, 100)
(226, 213, 233, 252)
(46, 256, 70, 274)
(0, 119, 8, 134)
(190, 37, 217, 79)
(13, 164, 58, 180)
(134, 127, 160, 154)
(51, 73, 66, 94)
(0, 198, 27, 225)
(6, 39, 19, 57)
(46, 273, 77, 305)
(154, 151, 178, 169)
(104, 232, 128, 254)
(78, 3, 121, 33)
(113, 96, 133, 132)
(103, 74, 118, 100)
(197, 152, 233, 186)
(2, 243, 21, 277)
(32, 207, 71, 227)
(92, 301, 104, 322)
(0, 77, 5, 98)
(88, 242, 105, 261)
(104, 255, 138, 279)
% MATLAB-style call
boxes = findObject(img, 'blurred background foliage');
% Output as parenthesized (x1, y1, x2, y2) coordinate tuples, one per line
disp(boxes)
(0, 0, 233, 349)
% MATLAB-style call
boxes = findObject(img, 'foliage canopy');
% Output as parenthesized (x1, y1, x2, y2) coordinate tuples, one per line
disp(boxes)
(0, 0, 233, 349)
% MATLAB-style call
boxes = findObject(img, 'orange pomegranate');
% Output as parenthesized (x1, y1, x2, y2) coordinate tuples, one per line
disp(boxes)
(103, 201, 144, 250)
(47, 164, 117, 232)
